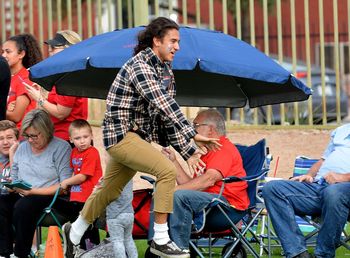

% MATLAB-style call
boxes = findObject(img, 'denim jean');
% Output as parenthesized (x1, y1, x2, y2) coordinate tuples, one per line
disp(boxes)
(168, 190, 243, 249)
(262, 180, 350, 258)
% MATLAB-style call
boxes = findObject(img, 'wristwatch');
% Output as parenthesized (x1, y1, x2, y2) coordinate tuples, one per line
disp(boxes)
(38, 98, 45, 107)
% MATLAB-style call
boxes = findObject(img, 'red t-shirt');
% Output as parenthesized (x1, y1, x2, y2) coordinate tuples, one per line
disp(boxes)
(48, 86, 88, 141)
(198, 136, 249, 211)
(69, 146, 103, 203)
(7, 67, 37, 128)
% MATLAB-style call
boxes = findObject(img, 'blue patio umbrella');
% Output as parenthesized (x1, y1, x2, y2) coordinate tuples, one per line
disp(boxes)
(29, 26, 311, 108)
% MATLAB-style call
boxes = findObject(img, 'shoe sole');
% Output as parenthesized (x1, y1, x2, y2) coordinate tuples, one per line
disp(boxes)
(62, 223, 75, 258)
(150, 247, 190, 258)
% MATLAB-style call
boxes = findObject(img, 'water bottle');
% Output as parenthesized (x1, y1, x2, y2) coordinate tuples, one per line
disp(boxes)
(38, 243, 46, 258)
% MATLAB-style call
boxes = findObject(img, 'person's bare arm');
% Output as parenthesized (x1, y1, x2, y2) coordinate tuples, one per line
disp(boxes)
(290, 159, 324, 183)
(25, 84, 72, 120)
(6, 95, 30, 122)
(14, 183, 60, 196)
(41, 102, 72, 120)
(173, 159, 192, 185)
(176, 168, 223, 191)
(60, 174, 88, 190)
(161, 147, 193, 184)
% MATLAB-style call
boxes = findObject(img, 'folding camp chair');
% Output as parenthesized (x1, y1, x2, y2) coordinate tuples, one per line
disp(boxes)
(189, 139, 271, 258)
(293, 156, 350, 251)
(261, 156, 350, 257)
(258, 156, 320, 257)
(132, 187, 154, 239)
(293, 156, 320, 243)
(34, 186, 69, 257)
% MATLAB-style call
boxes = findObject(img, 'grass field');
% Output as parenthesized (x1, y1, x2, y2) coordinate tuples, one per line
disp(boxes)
(38, 224, 350, 257)
(134, 238, 350, 257)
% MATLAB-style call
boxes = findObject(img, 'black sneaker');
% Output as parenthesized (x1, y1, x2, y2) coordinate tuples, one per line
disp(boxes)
(62, 222, 77, 258)
(150, 240, 190, 258)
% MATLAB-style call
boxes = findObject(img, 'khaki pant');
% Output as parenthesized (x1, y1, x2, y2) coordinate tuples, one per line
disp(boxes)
(81, 132, 177, 224)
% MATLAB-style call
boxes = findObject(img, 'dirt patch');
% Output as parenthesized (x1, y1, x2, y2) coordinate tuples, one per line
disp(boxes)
(92, 127, 332, 189)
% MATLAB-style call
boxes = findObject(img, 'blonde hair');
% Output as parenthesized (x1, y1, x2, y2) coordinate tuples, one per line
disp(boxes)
(21, 109, 54, 143)
(57, 30, 82, 46)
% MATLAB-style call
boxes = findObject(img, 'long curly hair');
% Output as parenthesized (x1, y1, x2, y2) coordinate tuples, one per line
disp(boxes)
(8, 33, 43, 68)
(133, 17, 179, 56)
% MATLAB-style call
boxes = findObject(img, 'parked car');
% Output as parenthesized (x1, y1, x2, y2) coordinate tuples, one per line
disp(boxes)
(220, 57, 349, 124)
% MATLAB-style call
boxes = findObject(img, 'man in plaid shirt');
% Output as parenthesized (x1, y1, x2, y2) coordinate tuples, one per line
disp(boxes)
(63, 17, 221, 258)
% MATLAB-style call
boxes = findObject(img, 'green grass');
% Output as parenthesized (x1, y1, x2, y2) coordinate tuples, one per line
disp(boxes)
(134, 223, 350, 257)
(135, 239, 350, 257)
(38, 225, 350, 257)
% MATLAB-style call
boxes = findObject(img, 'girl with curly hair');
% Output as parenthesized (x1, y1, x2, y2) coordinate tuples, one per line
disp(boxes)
(2, 33, 43, 127)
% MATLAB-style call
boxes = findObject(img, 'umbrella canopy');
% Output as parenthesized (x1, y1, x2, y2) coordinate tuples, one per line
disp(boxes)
(29, 26, 311, 108)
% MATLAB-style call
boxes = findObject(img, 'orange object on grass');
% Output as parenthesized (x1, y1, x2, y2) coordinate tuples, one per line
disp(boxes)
(44, 226, 63, 258)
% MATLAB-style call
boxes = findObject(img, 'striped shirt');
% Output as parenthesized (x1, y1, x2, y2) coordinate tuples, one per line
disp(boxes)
(102, 47, 196, 160)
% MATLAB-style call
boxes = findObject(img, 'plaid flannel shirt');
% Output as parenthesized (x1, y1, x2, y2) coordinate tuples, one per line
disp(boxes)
(102, 47, 197, 160)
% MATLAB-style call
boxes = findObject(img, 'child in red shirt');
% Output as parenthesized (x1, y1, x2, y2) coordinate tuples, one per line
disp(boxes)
(60, 119, 102, 250)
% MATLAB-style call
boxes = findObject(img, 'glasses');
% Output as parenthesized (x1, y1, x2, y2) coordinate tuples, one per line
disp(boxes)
(193, 122, 209, 129)
(22, 132, 41, 140)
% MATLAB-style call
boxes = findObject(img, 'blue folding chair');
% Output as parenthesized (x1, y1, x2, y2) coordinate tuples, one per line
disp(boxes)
(258, 156, 319, 257)
(293, 157, 320, 239)
(189, 139, 271, 258)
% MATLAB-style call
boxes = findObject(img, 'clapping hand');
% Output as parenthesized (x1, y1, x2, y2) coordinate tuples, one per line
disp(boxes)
(187, 148, 207, 175)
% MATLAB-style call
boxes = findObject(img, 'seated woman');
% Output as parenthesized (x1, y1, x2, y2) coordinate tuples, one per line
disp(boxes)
(0, 109, 72, 258)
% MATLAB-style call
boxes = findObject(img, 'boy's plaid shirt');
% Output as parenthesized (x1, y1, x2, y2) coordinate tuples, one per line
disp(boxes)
(102, 48, 196, 160)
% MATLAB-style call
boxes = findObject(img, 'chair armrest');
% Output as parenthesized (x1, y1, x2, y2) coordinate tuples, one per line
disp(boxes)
(140, 175, 156, 185)
(46, 186, 61, 210)
(222, 168, 269, 183)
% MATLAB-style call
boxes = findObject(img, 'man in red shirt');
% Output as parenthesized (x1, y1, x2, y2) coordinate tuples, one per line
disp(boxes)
(162, 108, 249, 250)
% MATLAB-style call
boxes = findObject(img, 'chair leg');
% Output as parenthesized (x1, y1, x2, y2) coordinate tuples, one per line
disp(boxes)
(208, 233, 212, 258)
(36, 227, 42, 254)
(189, 240, 206, 258)
(259, 214, 266, 256)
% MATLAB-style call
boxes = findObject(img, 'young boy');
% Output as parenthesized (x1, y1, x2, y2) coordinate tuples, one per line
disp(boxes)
(0, 120, 19, 195)
(77, 178, 138, 258)
(106, 179, 137, 258)
(60, 119, 102, 249)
